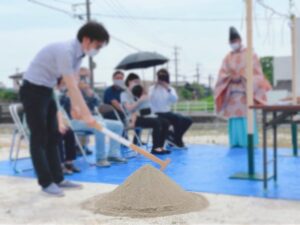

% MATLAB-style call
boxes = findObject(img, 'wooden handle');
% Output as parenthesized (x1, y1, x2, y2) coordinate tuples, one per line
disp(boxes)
(91, 121, 171, 171)
(130, 144, 171, 171)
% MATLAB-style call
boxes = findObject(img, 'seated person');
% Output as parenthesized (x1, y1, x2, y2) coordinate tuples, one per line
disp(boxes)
(149, 69, 193, 148)
(121, 73, 170, 155)
(57, 111, 80, 175)
(103, 71, 126, 122)
(58, 79, 126, 167)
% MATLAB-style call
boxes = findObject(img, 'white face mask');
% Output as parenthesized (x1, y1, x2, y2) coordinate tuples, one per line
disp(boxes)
(84, 48, 99, 57)
(113, 79, 125, 87)
(230, 43, 241, 52)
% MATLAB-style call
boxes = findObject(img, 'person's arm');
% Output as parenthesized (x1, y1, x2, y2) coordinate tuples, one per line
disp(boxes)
(104, 88, 124, 112)
(159, 82, 178, 104)
(111, 99, 123, 112)
(57, 111, 68, 134)
(63, 75, 96, 127)
(123, 94, 148, 112)
(166, 86, 178, 103)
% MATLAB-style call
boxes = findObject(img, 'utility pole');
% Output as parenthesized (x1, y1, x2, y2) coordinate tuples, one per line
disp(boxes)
(231, 0, 260, 181)
(208, 74, 213, 90)
(196, 63, 200, 84)
(86, 0, 94, 88)
(245, 0, 255, 176)
(290, 1, 297, 105)
(174, 46, 179, 88)
(289, 0, 298, 156)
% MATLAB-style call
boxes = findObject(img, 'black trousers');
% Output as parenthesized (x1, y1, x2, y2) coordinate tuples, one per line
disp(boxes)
(103, 110, 126, 123)
(58, 129, 76, 163)
(19, 80, 64, 188)
(156, 112, 193, 146)
(135, 116, 170, 150)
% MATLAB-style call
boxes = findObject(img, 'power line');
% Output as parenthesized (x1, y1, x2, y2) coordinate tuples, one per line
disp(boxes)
(256, 0, 289, 19)
(97, 0, 171, 50)
(90, 12, 283, 22)
(28, 0, 84, 19)
(111, 35, 141, 51)
(27, 0, 141, 52)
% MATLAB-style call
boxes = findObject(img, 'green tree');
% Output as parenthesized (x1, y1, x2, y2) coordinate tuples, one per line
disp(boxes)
(260, 56, 273, 85)
(0, 88, 18, 102)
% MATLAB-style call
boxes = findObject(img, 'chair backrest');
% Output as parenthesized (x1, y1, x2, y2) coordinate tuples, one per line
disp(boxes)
(98, 104, 122, 122)
(9, 103, 29, 142)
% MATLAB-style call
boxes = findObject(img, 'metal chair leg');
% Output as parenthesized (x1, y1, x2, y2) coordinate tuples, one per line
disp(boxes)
(9, 129, 18, 161)
(13, 135, 23, 173)
(74, 134, 94, 166)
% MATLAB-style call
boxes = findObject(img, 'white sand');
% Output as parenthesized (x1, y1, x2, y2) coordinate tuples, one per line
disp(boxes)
(83, 165, 208, 218)
(1, 175, 300, 224)
(1, 126, 300, 224)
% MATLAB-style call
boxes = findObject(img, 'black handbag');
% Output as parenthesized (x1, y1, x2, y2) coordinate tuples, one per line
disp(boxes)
(139, 108, 151, 116)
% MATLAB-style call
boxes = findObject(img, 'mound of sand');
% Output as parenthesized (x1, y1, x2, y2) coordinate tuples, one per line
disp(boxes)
(82, 165, 209, 218)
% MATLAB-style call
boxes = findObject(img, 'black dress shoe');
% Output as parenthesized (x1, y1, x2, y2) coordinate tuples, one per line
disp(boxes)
(162, 149, 171, 154)
(65, 163, 81, 173)
(151, 149, 166, 155)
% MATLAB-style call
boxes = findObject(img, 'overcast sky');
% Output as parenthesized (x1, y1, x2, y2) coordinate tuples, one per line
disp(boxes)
(1, 0, 299, 87)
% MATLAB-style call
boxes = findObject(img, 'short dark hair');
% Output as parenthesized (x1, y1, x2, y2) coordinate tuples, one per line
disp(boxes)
(77, 21, 110, 44)
(157, 68, 169, 77)
(112, 70, 124, 78)
(125, 73, 140, 87)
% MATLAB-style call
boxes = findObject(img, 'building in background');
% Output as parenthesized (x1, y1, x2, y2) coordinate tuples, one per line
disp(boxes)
(9, 72, 23, 90)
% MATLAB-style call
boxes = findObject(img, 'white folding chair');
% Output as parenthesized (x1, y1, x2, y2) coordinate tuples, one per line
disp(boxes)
(95, 104, 141, 158)
(59, 108, 94, 165)
(8, 103, 32, 173)
(54, 90, 94, 166)
(119, 103, 153, 151)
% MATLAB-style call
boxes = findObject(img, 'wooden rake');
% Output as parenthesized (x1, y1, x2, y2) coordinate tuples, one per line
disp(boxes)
(92, 122, 171, 171)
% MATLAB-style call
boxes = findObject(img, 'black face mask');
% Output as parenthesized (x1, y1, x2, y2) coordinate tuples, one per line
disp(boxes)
(131, 85, 143, 98)
(158, 75, 170, 83)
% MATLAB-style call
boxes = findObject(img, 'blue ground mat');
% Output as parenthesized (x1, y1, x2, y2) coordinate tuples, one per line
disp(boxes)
(1, 144, 300, 201)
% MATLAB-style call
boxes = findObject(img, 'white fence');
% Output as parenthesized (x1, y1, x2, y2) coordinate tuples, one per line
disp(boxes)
(172, 101, 215, 113)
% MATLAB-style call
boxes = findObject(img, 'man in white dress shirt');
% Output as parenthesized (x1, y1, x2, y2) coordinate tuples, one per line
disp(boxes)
(149, 69, 193, 148)
(20, 21, 109, 196)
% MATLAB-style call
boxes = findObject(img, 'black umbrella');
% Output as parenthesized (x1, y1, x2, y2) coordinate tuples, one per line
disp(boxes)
(115, 51, 169, 70)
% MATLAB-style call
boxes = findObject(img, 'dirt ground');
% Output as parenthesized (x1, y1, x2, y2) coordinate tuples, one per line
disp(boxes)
(1, 123, 300, 224)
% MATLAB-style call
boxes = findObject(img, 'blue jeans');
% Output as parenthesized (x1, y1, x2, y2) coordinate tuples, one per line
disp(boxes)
(71, 116, 124, 161)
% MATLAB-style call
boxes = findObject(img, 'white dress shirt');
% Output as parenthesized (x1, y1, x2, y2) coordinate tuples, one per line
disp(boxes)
(24, 39, 84, 88)
(149, 84, 178, 113)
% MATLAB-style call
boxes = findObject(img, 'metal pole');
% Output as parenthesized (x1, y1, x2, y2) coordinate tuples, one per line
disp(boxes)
(174, 46, 179, 87)
(246, 0, 255, 175)
(86, 0, 94, 88)
(153, 66, 157, 82)
(290, 11, 298, 155)
(196, 63, 200, 84)
(291, 15, 297, 105)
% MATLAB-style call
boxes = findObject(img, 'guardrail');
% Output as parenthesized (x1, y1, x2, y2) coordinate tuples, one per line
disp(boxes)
(0, 103, 13, 123)
(172, 101, 215, 113)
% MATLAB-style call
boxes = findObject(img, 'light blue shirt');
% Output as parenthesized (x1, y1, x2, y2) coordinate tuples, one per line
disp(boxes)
(120, 90, 153, 117)
(24, 39, 84, 88)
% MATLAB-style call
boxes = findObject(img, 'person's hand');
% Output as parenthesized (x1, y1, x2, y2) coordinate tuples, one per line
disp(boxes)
(159, 81, 170, 90)
(83, 115, 98, 128)
(85, 88, 94, 97)
(71, 106, 81, 120)
(58, 124, 68, 134)
(138, 94, 148, 103)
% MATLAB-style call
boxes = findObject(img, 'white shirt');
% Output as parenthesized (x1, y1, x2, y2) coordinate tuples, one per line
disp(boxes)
(24, 39, 84, 88)
(149, 84, 178, 113)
